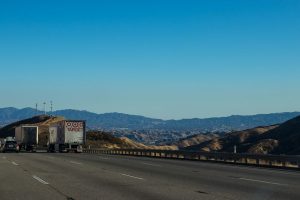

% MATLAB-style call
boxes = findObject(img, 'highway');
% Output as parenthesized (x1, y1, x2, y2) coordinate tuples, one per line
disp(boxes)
(0, 153, 299, 200)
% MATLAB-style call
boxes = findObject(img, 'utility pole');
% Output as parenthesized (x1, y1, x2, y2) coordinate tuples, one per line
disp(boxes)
(43, 102, 46, 115)
(234, 145, 237, 154)
(35, 103, 38, 116)
(50, 101, 53, 116)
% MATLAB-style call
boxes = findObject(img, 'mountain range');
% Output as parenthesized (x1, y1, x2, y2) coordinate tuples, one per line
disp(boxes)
(1, 107, 300, 133)
(1, 113, 299, 155)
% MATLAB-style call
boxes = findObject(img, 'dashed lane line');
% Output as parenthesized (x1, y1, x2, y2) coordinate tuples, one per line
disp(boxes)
(238, 177, 288, 186)
(70, 161, 83, 165)
(120, 173, 144, 180)
(12, 161, 19, 166)
(98, 157, 109, 160)
(141, 162, 161, 167)
(32, 175, 49, 185)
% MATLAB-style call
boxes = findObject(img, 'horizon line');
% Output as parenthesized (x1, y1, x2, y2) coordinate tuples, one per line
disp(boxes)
(1, 106, 299, 121)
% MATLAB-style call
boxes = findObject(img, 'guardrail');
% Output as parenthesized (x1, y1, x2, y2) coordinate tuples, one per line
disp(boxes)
(83, 149, 300, 170)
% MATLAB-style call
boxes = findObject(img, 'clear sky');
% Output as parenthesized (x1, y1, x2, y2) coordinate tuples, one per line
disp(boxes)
(0, 0, 299, 119)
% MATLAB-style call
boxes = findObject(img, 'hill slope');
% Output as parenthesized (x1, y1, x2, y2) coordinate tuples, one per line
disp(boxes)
(185, 125, 279, 153)
(185, 115, 300, 155)
(171, 133, 219, 149)
(257, 116, 300, 155)
(0, 115, 65, 138)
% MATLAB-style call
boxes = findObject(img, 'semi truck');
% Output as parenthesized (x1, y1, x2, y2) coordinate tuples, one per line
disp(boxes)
(48, 120, 86, 153)
(15, 126, 39, 151)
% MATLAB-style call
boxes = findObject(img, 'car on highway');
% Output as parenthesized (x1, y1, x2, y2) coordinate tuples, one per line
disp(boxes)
(2, 141, 20, 153)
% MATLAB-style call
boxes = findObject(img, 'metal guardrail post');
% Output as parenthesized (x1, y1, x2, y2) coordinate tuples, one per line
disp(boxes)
(256, 159, 260, 166)
(269, 160, 272, 166)
(282, 161, 286, 167)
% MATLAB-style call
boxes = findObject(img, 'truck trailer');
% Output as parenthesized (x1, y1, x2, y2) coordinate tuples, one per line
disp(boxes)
(48, 120, 86, 153)
(15, 125, 39, 152)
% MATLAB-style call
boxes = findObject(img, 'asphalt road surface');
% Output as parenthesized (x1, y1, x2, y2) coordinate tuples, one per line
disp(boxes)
(0, 153, 299, 200)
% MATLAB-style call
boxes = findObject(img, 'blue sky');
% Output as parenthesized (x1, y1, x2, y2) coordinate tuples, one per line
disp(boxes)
(0, 0, 299, 119)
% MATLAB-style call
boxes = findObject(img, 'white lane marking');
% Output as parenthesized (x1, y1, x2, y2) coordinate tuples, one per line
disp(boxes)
(12, 161, 19, 166)
(2, 156, 7, 159)
(36, 150, 48, 153)
(32, 175, 49, 185)
(120, 173, 144, 180)
(238, 177, 288, 186)
(141, 162, 161, 167)
(256, 169, 300, 177)
(47, 156, 55, 159)
(70, 161, 82, 165)
(221, 163, 300, 177)
(98, 157, 109, 160)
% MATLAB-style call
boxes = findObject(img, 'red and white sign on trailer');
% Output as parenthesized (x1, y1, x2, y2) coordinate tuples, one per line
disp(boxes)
(65, 121, 84, 132)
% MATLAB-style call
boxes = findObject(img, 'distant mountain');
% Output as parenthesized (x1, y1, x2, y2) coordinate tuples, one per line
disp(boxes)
(159, 113, 300, 131)
(0, 107, 163, 129)
(0, 107, 299, 133)
(0, 107, 41, 126)
(54, 109, 164, 130)
(184, 115, 300, 155)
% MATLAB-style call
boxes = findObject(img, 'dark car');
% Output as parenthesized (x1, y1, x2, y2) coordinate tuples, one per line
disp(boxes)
(3, 141, 20, 153)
